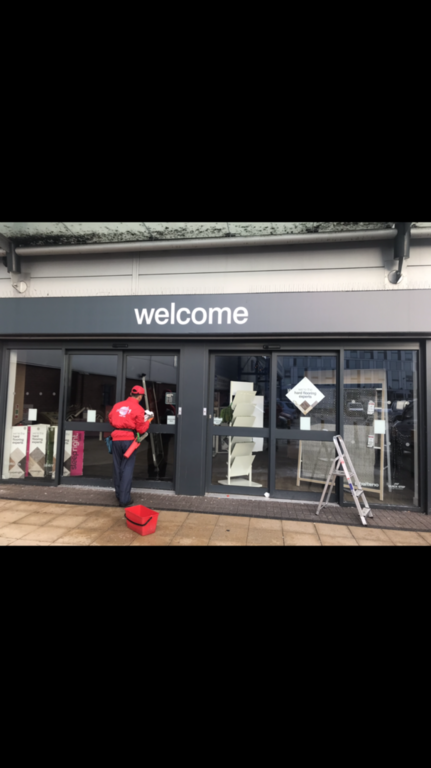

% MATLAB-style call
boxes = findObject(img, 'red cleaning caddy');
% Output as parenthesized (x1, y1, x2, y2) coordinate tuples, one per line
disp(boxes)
(125, 505, 159, 536)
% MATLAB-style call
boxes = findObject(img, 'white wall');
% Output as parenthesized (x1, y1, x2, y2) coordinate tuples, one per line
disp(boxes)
(1, 243, 431, 298)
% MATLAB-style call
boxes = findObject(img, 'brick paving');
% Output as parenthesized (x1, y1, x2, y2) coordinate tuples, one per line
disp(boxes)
(1, 483, 430, 533)
(1, 500, 430, 546)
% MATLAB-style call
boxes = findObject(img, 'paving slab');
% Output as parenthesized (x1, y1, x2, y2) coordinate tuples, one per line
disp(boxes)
(0, 498, 429, 546)
(0, 483, 430, 535)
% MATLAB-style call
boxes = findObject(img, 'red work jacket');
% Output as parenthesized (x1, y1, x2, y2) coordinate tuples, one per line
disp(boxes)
(108, 397, 150, 441)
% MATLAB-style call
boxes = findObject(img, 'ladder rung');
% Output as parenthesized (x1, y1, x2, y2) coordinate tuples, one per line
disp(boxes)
(343, 486, 364, 495)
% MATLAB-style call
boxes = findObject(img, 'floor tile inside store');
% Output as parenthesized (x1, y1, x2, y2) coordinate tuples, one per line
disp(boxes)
(1, 499, 430, 546)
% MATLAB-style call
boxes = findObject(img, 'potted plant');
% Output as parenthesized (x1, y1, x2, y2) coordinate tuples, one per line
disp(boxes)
(220, 403, 233, 425)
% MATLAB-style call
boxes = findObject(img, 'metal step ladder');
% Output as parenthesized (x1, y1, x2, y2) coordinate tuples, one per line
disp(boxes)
(317, 435, 373, 526)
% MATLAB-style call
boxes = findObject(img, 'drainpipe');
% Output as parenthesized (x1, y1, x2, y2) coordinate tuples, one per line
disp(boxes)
(0, 232, 27, 293)
(0, 228, 397, 258)
(388, 223, 412, 284)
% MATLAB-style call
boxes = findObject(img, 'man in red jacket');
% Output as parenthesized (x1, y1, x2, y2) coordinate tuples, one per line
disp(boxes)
(109, 385, 153, 507)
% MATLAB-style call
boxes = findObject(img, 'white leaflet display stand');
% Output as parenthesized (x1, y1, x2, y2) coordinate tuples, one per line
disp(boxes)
(219, 381, 263, 488)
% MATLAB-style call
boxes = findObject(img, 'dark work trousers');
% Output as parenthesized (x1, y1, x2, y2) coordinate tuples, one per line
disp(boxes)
(112, 440, 136, 507)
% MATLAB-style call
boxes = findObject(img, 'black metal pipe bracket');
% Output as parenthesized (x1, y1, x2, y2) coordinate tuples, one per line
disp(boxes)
(388, 222, 412, 284)
(0, 232, 21, 274)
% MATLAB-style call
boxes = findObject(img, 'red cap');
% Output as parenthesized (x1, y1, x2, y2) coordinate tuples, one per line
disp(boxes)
(131, 385, 145, 395)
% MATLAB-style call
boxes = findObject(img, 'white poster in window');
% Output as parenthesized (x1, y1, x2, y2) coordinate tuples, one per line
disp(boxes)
(367, 401, 375, 415)
(87, 410, 97, 422)
(167, 415, 176, 425)
(27, 425, 48, 478)
(374, 420, 386, 434)
(9, 426, 28, 479)
(28, 408, 38, 421)
(286, 377, 325, 415)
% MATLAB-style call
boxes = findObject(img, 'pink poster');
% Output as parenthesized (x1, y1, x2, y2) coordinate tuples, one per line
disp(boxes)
(70, 431, 85, 476)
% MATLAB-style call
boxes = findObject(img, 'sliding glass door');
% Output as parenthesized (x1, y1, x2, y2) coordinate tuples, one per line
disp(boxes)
(207, 351, 339, 501)
(60, 351, 178, 490)
(2, 349, 63, 482)
(61, 353, 121, 483)
(123, 354, 178, 487)
(274, 353, 338, 498)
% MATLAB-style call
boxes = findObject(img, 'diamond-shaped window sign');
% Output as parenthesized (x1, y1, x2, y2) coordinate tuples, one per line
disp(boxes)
(286, 376, 325, 415)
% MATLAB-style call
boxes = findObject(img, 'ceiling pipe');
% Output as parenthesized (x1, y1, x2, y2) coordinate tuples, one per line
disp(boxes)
(411, 227, 431, 239)
(0, 228, 397, 258)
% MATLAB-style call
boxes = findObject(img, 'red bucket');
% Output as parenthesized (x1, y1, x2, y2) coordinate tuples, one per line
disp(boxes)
(125, 505, 159, 536)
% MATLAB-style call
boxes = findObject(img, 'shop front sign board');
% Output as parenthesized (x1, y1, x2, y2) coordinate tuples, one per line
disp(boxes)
(1, 291, 431, 336)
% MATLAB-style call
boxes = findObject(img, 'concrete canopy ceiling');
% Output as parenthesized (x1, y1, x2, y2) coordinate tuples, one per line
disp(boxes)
(0, 222, 429, 248)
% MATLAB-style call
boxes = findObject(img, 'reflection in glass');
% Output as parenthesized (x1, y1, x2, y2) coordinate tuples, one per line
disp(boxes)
(277, 356, 337, 430)
(62, 430, 113, 479)
(133, 433, 176, 482)
(2, 350, 62, 480)
(61, 430, 175, 484)
(66, 355, 117, 423)
(344, 350, 419, 507)
(213, 356, 269, 428)
(212, 434, 268, 488)
(125, 356, 177, 426)
(276, 439, 335, 493)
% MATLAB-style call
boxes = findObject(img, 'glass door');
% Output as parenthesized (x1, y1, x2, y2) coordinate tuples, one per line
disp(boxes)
(61, 352, 121, 484)
(122, 354, 178, 489)
(207, 351, 339, 501)
(60, 351, 179, 490)
(273, 353, 338, 500)
(2, 349, 63, 482)
(343, 349, 419, 508)
(207, 353, 270, 495)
